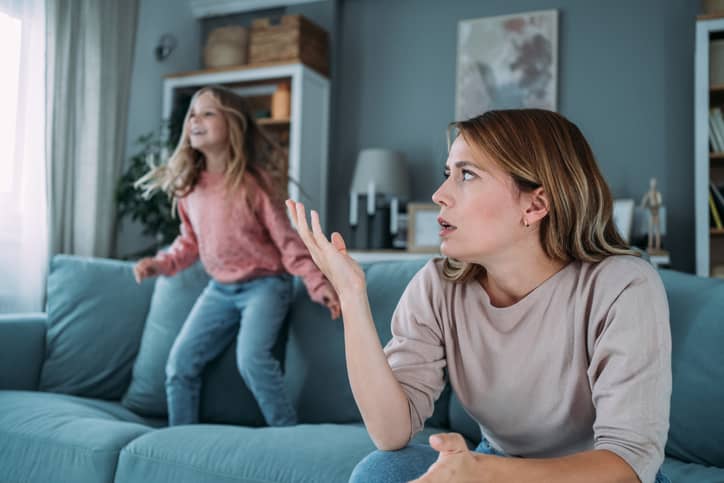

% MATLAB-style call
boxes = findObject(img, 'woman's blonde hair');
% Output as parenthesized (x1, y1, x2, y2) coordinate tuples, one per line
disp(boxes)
(443, 109, 636, 283)
(135, 85, 288, 210)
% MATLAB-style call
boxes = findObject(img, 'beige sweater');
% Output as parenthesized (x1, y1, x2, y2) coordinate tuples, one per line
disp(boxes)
(384, 255, 671, 483)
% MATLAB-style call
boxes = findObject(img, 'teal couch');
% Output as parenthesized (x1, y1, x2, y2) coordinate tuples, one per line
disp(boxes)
(0, 255, 722, 483)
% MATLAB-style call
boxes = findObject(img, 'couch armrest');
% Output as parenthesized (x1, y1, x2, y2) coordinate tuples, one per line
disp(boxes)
(0, 313, 47, 390)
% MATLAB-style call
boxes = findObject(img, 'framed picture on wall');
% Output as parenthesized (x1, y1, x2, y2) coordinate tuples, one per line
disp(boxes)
(456, 9, 558, 120)
(407, 203, 440, 253)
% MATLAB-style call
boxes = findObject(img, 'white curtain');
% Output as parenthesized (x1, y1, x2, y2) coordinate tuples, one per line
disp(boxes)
(0, 0, 47, 313)
(46, 0, 138, 257)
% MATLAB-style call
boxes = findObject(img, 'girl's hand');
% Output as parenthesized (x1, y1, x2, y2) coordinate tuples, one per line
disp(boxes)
(286, 200, 366, 300)
(133, 257, 161, 284)
(317, 282, 341, 320)
(410, 433, 489, 483)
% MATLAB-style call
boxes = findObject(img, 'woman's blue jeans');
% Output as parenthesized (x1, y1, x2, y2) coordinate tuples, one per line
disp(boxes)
(349, 436, 670, 483)
(165, 274, 295, 427)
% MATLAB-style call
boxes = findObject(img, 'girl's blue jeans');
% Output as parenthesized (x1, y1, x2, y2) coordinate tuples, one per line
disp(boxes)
(165, 274, 296, 427)
(349, 436, 670, 483)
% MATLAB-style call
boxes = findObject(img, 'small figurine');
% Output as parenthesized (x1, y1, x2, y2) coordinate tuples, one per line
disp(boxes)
(640, 178, 665, 254)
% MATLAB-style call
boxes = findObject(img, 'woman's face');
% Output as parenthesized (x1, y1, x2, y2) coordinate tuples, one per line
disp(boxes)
(187, 92, 229, 153)
(432, 136, 530, 263)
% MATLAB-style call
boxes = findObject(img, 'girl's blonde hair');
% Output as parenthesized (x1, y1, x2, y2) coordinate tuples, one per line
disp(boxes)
(443, 109, 637, 283)
(136, 85, 288, 210)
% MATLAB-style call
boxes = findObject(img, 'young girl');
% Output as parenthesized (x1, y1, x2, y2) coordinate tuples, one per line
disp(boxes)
(133, 85, 340, 427)
(288, 109, 671, 483)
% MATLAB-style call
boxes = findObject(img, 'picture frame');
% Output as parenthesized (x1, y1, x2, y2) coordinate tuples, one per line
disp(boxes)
(612, 198, 635, 244)
(455, 9, 558, 120)
(407, 203, 440, 253)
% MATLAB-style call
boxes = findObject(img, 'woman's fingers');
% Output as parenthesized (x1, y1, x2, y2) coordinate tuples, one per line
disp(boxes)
(330, 232, 347, 254)
(309, 210, 330, 245)
(292, 201, 316, 247)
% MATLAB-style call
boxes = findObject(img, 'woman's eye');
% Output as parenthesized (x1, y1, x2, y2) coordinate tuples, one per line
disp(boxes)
(462, 169, 475, 181)
(443, 170, 450, 179)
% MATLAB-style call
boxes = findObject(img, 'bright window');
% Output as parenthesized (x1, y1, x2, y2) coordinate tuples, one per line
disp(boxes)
(0, 12, 22, 194)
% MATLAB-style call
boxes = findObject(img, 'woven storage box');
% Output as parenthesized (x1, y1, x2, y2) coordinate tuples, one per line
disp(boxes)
(249, 15, 328, 76)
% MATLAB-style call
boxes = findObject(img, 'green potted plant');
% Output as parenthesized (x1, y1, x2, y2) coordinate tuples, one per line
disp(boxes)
(115, 131, 178, 259)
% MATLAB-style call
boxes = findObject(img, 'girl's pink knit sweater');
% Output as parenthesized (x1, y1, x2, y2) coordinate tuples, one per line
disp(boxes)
(153, 170, 328, 303)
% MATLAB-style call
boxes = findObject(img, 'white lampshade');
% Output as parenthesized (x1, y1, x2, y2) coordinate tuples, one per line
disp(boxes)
(350, 148, 411, 200)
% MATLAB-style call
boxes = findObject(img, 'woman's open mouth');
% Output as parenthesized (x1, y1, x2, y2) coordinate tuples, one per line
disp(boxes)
(438, 217, 457, 237)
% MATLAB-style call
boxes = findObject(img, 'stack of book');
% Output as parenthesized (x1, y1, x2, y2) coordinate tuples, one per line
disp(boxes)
(709, 107, 724, 152)
(710, 181, 724, 230)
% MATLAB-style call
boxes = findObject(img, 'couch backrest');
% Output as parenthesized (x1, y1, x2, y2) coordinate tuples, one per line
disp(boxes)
(283, 259, 450, 427)
(121, 258, 452, 429)
(659, 269, 724, 467)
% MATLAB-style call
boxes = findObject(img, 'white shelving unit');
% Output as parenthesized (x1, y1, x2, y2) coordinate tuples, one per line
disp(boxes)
(162, 62, 330, 226)
(695, 16, 724, 277)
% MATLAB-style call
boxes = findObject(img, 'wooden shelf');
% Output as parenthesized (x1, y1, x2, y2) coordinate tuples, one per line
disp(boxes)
(699, 12, 724, 21)
(164, 60, 327, 80)
(257, 117, 290, 126)
(711, 84, 724, 92)
(712, 228, 724, 235)
(710, 152, 724, 159)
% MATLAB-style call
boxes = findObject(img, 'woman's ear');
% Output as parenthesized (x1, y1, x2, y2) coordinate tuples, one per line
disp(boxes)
(524, 187, 549, 224)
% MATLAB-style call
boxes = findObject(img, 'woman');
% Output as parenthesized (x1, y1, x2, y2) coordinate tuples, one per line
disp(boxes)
(286, 109, 671, 483)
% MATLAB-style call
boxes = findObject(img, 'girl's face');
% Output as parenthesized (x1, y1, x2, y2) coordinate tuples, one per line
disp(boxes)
(432, 136, 531, 263)
(187, 92, 229, 153)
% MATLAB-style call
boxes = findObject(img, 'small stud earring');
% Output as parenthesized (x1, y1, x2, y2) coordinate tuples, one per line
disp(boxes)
(524, 220, 530, 227)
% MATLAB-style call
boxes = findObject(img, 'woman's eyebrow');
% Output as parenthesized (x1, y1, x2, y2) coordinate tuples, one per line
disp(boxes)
(444, 160, 478, 170)
(454, 160, 479, 169)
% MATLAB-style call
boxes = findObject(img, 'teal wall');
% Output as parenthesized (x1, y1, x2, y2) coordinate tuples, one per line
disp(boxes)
(327, 0, 699, 272)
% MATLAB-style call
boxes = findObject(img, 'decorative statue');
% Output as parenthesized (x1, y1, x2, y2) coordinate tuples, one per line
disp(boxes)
(640, 178, 664, 253)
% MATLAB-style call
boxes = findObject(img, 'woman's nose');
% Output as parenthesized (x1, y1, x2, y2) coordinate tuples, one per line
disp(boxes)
(432, 182, 450, 207)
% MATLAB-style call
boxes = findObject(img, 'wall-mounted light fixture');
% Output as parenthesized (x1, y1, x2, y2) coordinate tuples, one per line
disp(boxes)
(155, 33, 177, 62)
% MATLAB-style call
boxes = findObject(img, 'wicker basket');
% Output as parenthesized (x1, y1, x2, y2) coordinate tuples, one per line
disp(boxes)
(203, 26, 248, 68)
(249, 15, 328, 76)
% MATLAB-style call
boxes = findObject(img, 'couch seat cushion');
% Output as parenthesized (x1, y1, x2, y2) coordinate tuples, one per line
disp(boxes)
(662, 456, 724, 483)
(0, 390, 155, 483)
(115, 423, 444, 483)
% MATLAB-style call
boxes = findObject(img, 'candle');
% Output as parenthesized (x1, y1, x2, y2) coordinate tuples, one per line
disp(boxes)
(350, 191, 358, 226)
(390, 197, 399, 235)
(367, 181, 376, 216)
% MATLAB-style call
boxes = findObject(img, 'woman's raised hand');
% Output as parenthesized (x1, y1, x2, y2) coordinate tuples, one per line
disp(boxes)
(286, 199, 366, 300)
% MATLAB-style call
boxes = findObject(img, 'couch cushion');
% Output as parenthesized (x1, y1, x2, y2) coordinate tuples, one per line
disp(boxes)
(39, 255, 155, 399)
(283, 259, 450, 427)
(122, 261, 270, 426)
(659, 269, 724, 467)
(662, 456, 724, 483)
(114, 423, 444, 483)
(0, 390, 154, 483)
(122, 261, 209, 416)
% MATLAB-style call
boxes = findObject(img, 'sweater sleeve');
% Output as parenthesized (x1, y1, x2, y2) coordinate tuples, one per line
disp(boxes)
(153, 198, 200, 276)
(383, 261, 447, 441)
(587, 264, 671, 483)
(255, 188, 329, 304)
